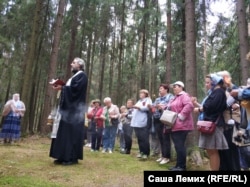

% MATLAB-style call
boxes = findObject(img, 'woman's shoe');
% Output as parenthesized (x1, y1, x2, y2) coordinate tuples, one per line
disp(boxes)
(156, 157, 163, 162)
(136, 153, 142, 158)
(169, 166, 186, 171)
(159, 158, 170, 164)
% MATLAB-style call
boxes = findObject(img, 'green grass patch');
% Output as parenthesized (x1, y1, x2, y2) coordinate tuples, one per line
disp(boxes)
(0, 176, 62, 187)
(0, 135, 208, 187)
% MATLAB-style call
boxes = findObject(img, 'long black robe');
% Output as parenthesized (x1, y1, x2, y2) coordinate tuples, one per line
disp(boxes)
(49, 70, 88, 162)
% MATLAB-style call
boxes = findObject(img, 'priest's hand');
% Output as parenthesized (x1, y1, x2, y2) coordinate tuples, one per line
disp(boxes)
(52, 84, 62, 90)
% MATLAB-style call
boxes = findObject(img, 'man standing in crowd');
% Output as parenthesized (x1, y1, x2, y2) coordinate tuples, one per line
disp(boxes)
(49, 57, 88, 165)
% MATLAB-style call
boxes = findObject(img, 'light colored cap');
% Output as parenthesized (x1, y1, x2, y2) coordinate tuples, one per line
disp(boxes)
(171, 81, 185, 88)
(93, 99, 101, 104)
(139, 89, 149, 95)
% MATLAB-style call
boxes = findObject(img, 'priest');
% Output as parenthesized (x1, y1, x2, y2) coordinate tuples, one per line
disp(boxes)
(49, 57, 88, 165)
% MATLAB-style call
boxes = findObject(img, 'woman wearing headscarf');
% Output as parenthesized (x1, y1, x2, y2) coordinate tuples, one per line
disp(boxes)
(1, 93, 26, 144)
(198, 74, 228, 171)
(166, 81, 194, 171)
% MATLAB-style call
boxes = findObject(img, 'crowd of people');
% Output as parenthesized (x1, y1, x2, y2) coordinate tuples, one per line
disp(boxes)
(84, 70, 250, 171)
(1, 58, 250, 171)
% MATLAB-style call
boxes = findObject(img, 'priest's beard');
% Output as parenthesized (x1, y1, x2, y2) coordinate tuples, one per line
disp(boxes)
(71, 69, 78, 74)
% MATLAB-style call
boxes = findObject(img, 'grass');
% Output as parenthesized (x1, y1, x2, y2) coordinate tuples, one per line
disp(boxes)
(0, 135, 208, 187)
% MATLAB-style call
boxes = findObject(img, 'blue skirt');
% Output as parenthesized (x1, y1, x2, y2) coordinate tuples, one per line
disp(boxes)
(1, 115, 21, 140)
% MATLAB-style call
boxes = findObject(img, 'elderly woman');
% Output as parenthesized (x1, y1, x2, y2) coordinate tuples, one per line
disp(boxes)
(87, 99, 104, 152)
(131, 89, 152, 159)
(166, 81, 194, 171)
(1, 93, 26, 144)
(150, 83, 174, 164)
(100, 97, 120, 153)
(216, 70, 241, 171)
(198, 74, 228, 171)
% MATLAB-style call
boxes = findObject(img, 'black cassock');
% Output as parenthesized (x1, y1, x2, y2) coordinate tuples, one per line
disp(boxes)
(49, 70, 88, 162)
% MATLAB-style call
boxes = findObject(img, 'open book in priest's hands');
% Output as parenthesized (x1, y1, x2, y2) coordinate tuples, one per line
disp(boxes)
(49, 78, 66, 86)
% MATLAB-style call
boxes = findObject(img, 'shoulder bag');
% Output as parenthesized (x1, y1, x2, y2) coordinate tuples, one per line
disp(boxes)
(160, 109, 178, 127)
(197, 115, 221, 134)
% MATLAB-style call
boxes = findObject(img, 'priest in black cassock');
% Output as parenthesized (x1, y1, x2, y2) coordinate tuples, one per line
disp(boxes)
(49, 57, 88, 165)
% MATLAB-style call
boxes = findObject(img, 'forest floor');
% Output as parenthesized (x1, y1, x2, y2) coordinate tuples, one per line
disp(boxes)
(0, 135, 210, 187)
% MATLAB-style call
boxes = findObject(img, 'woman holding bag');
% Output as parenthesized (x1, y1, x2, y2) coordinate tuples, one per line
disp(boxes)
(167, 81, 194, 171)
(197, 74, 228, 171)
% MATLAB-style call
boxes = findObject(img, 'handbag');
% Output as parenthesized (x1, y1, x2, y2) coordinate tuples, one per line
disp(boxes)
(159, 109, 178, 127)
(111, 118, 119, 126)
(197, 115, 220, 134)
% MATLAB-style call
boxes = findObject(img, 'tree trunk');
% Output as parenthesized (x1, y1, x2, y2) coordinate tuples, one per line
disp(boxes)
(66, 2, 80, 80)
(185, 0, 197, 152)
(181, 0, 186, 81)
(98, 35, 107, 100)
(236, 0, 249, 84)
(140, 0, 149, 89)
(21, 0, 44, 133)
(153, 0, 159, 94)
(40, 0, 66, 134)
(201, 0, 208, 91)
(116, 0, 125, 106)
(166, 0, 172, 84)
(86, 33, 93, 102)
(185, 0, 196, 96)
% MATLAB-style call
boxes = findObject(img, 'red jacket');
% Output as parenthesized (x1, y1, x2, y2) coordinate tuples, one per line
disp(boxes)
(87, 107, 104, 128)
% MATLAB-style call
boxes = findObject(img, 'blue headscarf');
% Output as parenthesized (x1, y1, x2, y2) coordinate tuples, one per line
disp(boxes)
(210, 73, 223, 91)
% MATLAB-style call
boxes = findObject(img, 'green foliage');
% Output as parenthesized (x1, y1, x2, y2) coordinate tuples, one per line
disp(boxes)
(0, 0, 247, 135)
